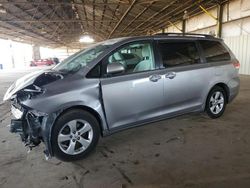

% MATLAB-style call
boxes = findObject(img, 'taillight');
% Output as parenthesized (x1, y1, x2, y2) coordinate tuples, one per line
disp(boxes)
(233, 60, 240, 69)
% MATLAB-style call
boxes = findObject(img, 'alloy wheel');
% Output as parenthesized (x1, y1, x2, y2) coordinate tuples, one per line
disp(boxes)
(209, 91, 224, 115)
(57, 119, 93, 155)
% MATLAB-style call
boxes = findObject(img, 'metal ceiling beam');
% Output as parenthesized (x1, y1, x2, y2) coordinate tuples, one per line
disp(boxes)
(120, 1, 155, 35)
(140, 0, 216, 35)
(134, 0, 216, 36)
(108, 0, 137, 39)
(0, 28, 45, 44)
(0, 2, 129, 6)
(126, 0, 179, 35)
(2, 0, 213, 6)
(103, 1, 120, 36)
(0, 22, 56, 44)
(133, 0, 196, 34)
(46, 3, 72, 35)
(99, 0, 107, 30)
(0, 19, 174, 23)
(80, 0, 89, 28)
(0, 14, 58, 45)
(0, 0, 222, 47)
(93, 0, 96, 32)
(73, 1, 106, 40)
(27, 4, 70, 45)
(6, 3, 65, 45)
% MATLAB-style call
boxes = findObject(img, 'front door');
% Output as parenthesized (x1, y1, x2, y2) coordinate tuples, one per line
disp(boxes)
(100, 41, 164, 129)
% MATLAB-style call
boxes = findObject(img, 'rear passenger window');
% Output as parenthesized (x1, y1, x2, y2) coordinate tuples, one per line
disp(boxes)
(158, 41, 200, 68)
(199, 40, 231, 63)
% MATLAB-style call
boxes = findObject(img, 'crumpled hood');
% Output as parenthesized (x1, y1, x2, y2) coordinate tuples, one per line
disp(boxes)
(3, 69, 63, 101)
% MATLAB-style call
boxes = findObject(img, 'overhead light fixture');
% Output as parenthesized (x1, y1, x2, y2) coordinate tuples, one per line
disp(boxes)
(15, 37, 24, 42)
(183, 10, 189, 20)
(41, 28, 47, 34)
(0, 4, 6, 14)
(79, 35, 94, 43)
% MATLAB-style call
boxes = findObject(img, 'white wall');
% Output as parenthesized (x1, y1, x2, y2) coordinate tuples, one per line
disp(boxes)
(177, 0, 250, 37)
(0, 39, 32, 69)
(160, 0, 250, 75)
(0, 37, 81, 70)
(224, 35, 250, 75)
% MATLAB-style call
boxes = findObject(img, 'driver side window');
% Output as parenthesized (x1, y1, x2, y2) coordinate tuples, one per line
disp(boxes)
(107, 42, 156, 75)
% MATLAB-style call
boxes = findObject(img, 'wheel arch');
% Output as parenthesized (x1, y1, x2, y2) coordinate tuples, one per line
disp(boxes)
(44, 105, 105, 157)
(55, 105, 105, 136)
(211, 83, 230, 103)
(203, 82, 230, 111)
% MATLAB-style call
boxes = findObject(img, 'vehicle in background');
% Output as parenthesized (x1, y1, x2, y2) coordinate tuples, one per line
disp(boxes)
(30, 57, 60, 66)
(30, 59, 54, 66)
(52, 57, 60, 64)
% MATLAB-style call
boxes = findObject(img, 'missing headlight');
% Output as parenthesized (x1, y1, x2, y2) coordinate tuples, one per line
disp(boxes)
(16, 84, 44, 101)
(23, 84, 43, 93)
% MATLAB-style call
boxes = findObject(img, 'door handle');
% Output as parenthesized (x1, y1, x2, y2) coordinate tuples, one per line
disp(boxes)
(149, 74, 161, 82)
(165, 72, 176, 79)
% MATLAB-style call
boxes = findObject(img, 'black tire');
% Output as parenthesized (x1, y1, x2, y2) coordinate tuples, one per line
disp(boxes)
(51, 109, 100, 161)
(206, 86, 227, 119)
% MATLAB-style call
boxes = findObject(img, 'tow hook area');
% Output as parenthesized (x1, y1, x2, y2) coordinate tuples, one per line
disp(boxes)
(26, 112, 42, 147)
(10, 119, 23, 133)
(10, 112, 42, 152)
(10, 119, 29, 145)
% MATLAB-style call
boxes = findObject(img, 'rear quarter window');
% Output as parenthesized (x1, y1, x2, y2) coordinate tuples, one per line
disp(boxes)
(199, 40, 231, 63)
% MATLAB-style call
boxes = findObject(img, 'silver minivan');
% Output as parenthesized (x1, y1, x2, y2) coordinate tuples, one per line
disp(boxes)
(3, 33, 240, 161)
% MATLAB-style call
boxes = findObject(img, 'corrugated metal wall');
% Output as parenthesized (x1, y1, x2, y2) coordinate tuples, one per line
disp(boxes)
(224, 35, 250, 75)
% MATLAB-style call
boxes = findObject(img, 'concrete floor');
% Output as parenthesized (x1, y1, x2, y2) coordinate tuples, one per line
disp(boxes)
(0, 69, 250, 188)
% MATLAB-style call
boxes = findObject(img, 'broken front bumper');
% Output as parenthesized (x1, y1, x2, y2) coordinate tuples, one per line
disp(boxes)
(10, 104, 57, 159)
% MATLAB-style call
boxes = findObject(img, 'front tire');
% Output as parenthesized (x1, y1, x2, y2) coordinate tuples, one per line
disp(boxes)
(51, 109, 100, 161)
(206, 86, 227, 119)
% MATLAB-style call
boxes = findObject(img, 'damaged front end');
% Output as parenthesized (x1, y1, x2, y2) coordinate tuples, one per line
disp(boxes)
(10, 101, 44, 148)
(10, 102, 55, 159)
(5, 70, 64, 159)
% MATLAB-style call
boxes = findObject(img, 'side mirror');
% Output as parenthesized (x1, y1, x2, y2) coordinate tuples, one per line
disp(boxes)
(107, 63, 125, 75)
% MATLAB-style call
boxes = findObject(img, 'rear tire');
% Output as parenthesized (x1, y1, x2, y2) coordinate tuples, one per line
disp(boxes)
(206, 86, 227, 119)
(51, 109, 100, 161)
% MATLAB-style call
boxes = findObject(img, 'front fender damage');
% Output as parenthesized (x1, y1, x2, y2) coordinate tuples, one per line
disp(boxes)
(5, 71, 106, 160)
(6, 71, 65, 159)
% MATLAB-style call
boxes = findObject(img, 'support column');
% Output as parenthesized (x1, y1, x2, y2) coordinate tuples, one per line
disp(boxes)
(217, 3, 223, 38)
(162, 28, 165, 33)
(182, 10, 188, 34)
(182, 19, 186, 34)
(9, 40, 15, 68)
(32, 45, 41, 61)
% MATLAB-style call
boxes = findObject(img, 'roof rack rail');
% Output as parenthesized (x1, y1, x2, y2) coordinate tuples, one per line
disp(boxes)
(154, 32, 215, 39)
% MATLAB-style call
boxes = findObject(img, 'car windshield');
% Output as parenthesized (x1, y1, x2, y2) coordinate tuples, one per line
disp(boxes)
(53, 38, 124, 73)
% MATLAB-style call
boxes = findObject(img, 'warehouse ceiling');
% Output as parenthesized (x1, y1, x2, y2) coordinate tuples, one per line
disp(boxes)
(0, 0, 224, 48)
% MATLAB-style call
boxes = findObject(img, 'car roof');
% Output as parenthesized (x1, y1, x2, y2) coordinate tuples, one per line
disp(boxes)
(112, 33, 222, 44)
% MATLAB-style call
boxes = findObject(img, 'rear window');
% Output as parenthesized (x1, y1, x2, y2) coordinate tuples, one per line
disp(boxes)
(199, 40, 231, 63)
(158, 41, 201, 68)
